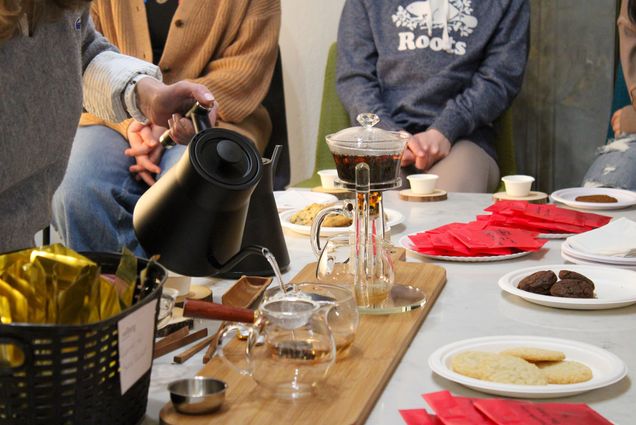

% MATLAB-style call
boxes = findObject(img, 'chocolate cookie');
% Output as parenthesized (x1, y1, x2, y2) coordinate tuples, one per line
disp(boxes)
(550, 279, 595, 298)
(574, 194, 618, 203)
(517, 271, 557, 295)
(558, 270, 595, 287)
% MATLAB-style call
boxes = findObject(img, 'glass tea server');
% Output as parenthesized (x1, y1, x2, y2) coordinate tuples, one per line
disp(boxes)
(311, 113, 427, 314)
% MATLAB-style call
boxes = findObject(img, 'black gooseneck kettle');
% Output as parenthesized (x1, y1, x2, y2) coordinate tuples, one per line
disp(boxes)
(220, 145, 290, 278)
(133, 103, 269, 277)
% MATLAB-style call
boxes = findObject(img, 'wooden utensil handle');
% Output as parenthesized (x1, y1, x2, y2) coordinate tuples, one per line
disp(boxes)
(153, 328, 208, 359)
(173, 334, 216, 364)
(155, 326, 189, 352)
(184, 300, 255, 323)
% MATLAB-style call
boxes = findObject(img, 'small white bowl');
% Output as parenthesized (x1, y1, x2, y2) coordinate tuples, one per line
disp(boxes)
(407, 174, 439, 195)
(501, 175, 535, 197)
(317, 169, 338, 189)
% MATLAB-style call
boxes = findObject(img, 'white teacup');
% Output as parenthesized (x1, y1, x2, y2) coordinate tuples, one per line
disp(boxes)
(317, 169, 338, 189)
(501, 175, 535, 197)
(407, 174, 439, 195)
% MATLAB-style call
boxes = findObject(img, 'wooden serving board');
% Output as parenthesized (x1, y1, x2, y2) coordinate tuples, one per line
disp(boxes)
(399, 188, 448, 202)
(160, 260, 446, 425)
(492, 191, 548, 204)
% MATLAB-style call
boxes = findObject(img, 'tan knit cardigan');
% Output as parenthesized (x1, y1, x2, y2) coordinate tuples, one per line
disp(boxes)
(80, 0, 281, 151)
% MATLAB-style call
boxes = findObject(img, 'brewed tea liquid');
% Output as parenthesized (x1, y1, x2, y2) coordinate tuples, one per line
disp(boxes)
(266, 337, 333, 364)
(333, 153, 401, 184)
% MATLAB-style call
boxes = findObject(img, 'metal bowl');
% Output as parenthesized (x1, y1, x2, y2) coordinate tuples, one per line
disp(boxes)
(168, 377, 227, 414)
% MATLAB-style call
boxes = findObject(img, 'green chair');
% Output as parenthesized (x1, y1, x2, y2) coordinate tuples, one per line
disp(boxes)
(297, 42, 516, 192)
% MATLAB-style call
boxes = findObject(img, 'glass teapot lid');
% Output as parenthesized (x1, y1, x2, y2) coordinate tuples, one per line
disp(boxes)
(326, 113, 409, 154)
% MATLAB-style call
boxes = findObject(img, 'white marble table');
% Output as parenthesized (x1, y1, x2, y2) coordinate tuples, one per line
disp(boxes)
(144, 192, 636, 424)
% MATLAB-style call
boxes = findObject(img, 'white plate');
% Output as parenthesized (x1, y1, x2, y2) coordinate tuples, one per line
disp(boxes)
(428, 335, 627, 398)
(279, 208, 405, 236)
(560, 250, 636, 271)
(273, 190, 338, 212)
(550, 187, 636, 210)
(399, 235, 533, 262)
(538, 232, 574, 240)
(498, 264, 636, 310)
(561, 241, 636, 266)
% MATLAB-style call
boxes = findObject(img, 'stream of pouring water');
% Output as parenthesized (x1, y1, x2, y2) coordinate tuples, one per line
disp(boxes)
(263, 249, 287, 294)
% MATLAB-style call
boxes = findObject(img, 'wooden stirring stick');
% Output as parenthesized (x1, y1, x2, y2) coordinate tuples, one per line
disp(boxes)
(203, 321, 226, 363)
(154, 326, 189, 352)
(153, 328, 208, 359)
(173, 334, 216, 364)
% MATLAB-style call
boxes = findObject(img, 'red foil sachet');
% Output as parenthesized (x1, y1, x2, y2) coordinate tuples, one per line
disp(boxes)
(422, 391, 495, 424)
(484, 201, 611, 234)
(399, 409, 443, 425)
(473, 398, 613, 425)
(408, 222, 547, 257)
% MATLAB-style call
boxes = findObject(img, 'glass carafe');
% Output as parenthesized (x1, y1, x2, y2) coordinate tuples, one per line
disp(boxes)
(216, 297, 336, 399)
(310, 113, 427, 314)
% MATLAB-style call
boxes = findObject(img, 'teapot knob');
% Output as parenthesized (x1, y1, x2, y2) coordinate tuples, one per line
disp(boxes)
(356, 113, 380, 128)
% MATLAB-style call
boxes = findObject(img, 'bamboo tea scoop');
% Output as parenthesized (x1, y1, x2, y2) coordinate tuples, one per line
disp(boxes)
(183, 300, 255, 323)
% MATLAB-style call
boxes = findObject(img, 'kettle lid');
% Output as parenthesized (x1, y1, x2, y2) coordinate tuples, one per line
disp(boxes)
(191, 128, 262, 188)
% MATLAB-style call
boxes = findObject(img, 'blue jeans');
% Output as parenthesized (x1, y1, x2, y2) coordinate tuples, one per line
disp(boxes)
(582, 136, 636, 191)
(52, 125, 186, 257)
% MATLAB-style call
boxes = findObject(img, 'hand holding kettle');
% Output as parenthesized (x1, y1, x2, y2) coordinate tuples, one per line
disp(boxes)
(165, 103, 219, 146)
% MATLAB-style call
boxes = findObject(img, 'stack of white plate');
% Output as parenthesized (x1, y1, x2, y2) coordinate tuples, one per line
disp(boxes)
(561, 240, 636, 270)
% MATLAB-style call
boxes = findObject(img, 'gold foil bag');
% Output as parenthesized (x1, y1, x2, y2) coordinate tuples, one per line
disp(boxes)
(2, 263, 45, 323)
(30, 245, 99, 324)
(116, 247, 138, 308)
(0, 279, 28, 323)
(0, 281, 27, 367)
(0, 245, 152, 367)
(0, 294, 11, 324)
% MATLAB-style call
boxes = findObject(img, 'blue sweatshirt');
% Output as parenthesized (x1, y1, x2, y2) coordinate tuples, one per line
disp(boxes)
(336, 0, 530, 160)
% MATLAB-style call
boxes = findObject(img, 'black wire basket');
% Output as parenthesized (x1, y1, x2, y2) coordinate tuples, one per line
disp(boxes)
(0, 252, 166, 425)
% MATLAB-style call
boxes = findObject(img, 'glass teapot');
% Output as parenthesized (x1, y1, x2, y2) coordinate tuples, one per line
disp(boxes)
(216, 296, 336, 399)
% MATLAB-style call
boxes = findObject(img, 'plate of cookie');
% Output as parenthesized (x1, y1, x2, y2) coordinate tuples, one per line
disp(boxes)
(428, 335, 627, 398)
(550, 187, 636, 210)
(279, 206, 404, 236)
(498, 264, 636, 310)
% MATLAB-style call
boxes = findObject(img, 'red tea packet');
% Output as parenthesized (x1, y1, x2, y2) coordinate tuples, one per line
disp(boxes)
(449, 226, 546, 252)
(473, 399, 613, 425)
(408, 221, 546, 256)
(485, 201, 611, 230)
(399, 409, 443, 425)
(423, 391, 495, 425)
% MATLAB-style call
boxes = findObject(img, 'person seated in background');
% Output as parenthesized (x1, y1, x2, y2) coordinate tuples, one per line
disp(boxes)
(583, 0, 636, 191)
(336, 0, 530, 192)
(0, 0, 214, 253)
(52, 0, 281, 257)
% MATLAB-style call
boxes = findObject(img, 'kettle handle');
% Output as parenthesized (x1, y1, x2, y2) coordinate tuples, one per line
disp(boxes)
(159, 102, 212, 148)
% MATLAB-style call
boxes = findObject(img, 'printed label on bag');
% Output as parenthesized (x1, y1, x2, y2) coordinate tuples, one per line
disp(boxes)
(118, 299, 157, 395)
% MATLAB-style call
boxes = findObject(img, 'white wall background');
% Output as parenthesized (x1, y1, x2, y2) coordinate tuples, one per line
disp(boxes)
(279, 0, 347, 185)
